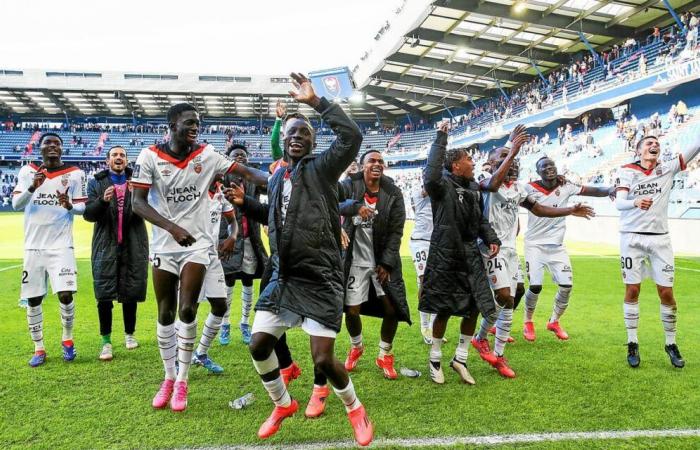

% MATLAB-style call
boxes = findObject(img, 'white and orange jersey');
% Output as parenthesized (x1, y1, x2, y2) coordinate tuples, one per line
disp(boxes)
(14, 163, 87, 250)
(481, 176, 532, 249)
(615, 155, 685, 234)
(131, 144, 237, 254)
(206, 183, 234, 242)
(410, 188, 433, 242)
(524, 181, 582, 246)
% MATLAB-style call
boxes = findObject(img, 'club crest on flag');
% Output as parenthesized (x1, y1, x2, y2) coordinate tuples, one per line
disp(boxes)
(323, 76, 341, 98)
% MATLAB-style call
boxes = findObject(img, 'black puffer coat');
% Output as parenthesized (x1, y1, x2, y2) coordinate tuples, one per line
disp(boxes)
(83, 168, 149, 303)
(219, 177, 268, 278)
(240, 98, 362, 332)
(339, 172, 410, 324)
(419, 131, 500, 318)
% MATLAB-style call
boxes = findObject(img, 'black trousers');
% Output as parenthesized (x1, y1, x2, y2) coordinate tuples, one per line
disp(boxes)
(97, 301, 138, 336)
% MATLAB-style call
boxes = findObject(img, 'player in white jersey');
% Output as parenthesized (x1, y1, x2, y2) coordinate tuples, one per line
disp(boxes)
(131, 103, 268, 412)
(12, 133, 87, 367)
(191, 177, 238, 374)
(472, 126, 595, 378)
(522, 156, 614, 342)
(409, 185, 436, 344)
(614, 135, 699, 369)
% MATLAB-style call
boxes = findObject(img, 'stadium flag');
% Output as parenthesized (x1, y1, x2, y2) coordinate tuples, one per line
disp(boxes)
(387, 133, 402, 149)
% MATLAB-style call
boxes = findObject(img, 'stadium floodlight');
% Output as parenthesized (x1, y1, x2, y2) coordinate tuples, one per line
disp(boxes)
(350, 92, 365, 104)
(513, 1, 527, 13)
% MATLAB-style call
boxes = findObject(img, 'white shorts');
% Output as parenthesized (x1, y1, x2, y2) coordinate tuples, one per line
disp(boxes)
(482, 247, 520, 297)
(198, 251, 227, 302)
(516, 262, 525, 284)
(22, 248, 77, 298)
(252, 309, 337, 339)
(409, 239, 430, 277)
(345, 265, 386, 306)
(240, 238, 257, 275)
(619, 233, 675, 287)
(150, 248, 210, 277)
(525, 244, 573, 286)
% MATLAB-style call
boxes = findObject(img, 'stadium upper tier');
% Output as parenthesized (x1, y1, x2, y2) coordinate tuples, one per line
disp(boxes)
(0, 127, 437, 163)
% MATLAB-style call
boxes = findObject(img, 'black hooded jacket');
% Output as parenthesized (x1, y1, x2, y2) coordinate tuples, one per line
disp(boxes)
(339, 172, 411, 324)
(84, 167, 149, 303)
(419, 130, 500, 317)
(238, 97, 362, 332)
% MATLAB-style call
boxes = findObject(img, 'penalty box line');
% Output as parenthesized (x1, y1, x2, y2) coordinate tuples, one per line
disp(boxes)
(194, 428, 700, 450)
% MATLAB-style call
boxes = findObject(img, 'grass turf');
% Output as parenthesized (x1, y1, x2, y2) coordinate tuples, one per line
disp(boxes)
(0, 212, 699, 449)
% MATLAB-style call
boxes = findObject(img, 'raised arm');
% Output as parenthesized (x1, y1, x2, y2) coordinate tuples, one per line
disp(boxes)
(480, 124, 528, 192)
(423, 123, 448, 198)
(288, 73, 362, 182)
(270, 101, 285, 161)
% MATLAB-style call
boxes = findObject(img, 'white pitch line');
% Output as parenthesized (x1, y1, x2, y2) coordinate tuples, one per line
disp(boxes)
(0, 264, 22, 272)
(190, 428, 700, 450)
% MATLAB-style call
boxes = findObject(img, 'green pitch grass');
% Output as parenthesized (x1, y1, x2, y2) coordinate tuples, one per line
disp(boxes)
(1, 212, 699, 449)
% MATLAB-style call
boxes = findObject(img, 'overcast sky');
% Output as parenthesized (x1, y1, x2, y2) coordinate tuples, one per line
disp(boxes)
(1, 0, 402, 75)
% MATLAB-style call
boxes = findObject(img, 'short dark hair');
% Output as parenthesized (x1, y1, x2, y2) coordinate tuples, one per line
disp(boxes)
(39, 132, 63, 145)
(444, 147, 470, 172)
(535, 156, 552, 170)
(636, 135, 659, 150)
(107, 145, 126, 156)
(227, 142, 249, 156)
(167, 103, 198, 124)
(283, 112, 312, 127)
(359, 149, 382, 164)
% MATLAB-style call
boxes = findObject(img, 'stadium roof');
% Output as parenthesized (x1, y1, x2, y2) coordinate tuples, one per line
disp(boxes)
(0, 69, 388, 121)
(355, 0, 700, 118)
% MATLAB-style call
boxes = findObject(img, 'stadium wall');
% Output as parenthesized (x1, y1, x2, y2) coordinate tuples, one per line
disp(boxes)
(519, 213, 700, 256)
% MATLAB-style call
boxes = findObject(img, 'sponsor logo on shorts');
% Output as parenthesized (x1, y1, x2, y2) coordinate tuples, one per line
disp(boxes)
(562, 265, 572, 273)
(66, 280, 75, 287)
(662, 264, 674, 273)
(59, 267, 73, 277)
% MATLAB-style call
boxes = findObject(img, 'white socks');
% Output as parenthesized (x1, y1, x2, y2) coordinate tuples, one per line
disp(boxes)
(494, 307, 513, 357)
(350, 334, 363, 348)
(420, 311, 432, 329)
(378, 340, 392, 357)
(241, 285, 253, 326)
(176, 320, 197, 382)
(27, 304, 44, 352)
(623, 302, 639, 344)
(524, 289, 539, 322)
(454, 334, 471, 364)
(196, 313, 222, 356)
(59, 301, 75, 341)
(222, 285, 234, 326)
(550, 286, 572, 322)
(263, 377, 292, 407)
(660, 304, 677, 346)
(429, 336, 443, 363)
(478, 302, 502, 340)
(157, 322, 177, 380)
(333, 379, 361, 412)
